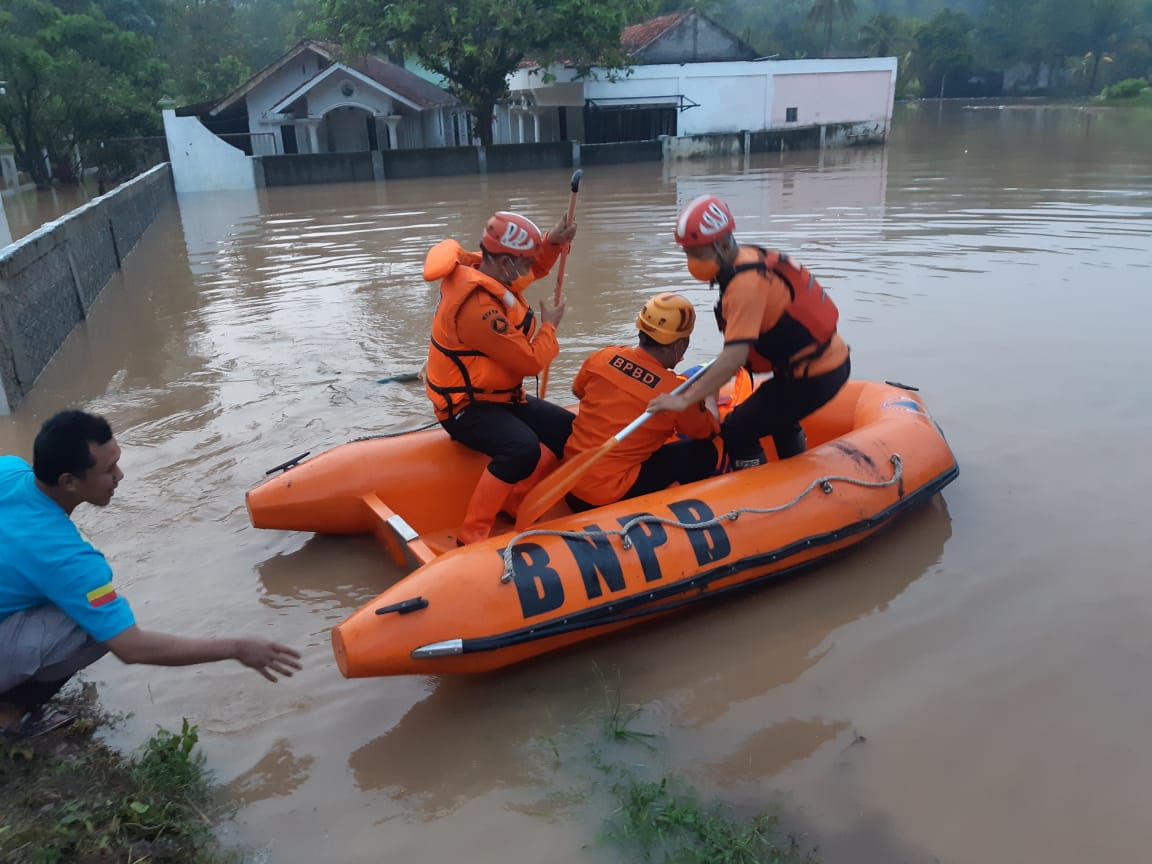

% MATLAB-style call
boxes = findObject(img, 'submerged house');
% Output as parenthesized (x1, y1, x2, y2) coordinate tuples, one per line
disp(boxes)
(499, 8, 897, 146)
(161, 11, 897, 191)
(174, 39, 464, 156)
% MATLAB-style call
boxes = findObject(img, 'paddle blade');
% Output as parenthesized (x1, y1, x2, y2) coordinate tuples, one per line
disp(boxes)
(514, 439, 617, 530)
(377, 372, 421, 384)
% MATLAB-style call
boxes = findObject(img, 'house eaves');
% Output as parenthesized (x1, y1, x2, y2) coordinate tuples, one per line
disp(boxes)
(210, 39, 336, 117)
(266, 63, 423, 116)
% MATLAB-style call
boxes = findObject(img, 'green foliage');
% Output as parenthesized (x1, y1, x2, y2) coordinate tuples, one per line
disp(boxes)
(0, 0, 162, 187)
(319, 0, 656, 144)
(604, 775, 818, 864)
(857, 12, 909, 57)
(0, 715, 238, 864)
(1102, 75, 1150, 96)
(537, 671, 821, 864)
(808, 0, 857, 55)
(912, 8, 974, 97)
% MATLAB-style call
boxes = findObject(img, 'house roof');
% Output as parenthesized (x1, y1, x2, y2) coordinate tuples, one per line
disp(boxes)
(620, 10, 692, 55)
(208, 39, 456, 117)
(209, 40, 332, 116)
(517, 8, 755, 71)
(355, 54, 458, 109)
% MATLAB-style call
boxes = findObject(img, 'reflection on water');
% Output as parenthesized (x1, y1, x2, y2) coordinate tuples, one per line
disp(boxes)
(0, 182, 100, 245)
(1, 102, 1151, 864)
(0, 194, 10, 248)
(346, 495, 950, 820)
(228, 738, 315, 803)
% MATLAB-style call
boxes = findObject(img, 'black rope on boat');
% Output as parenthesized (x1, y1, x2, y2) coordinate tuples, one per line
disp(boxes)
(500, 455, 905, 583)
(352, 419, 441, 441)
(454, 464, 958, 656)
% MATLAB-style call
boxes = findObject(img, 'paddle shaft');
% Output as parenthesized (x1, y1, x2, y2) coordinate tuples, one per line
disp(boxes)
(551, 169, 582, 304)
(539, 169, 583, 400)
(515, 363, 711, 529)
(606, 362, 709, 444)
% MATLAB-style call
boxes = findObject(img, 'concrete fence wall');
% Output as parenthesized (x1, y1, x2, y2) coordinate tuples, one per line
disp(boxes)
(249, 123, 882, 188)
(0, 163, 174, 414)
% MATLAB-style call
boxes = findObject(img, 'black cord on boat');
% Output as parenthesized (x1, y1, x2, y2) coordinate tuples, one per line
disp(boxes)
(352, 419, 440, 441)
(264, 451, 311, 475)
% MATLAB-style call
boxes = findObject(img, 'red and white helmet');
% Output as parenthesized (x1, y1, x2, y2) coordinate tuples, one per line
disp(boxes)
(674, 195, 734, 247)
(482, 211, 543, 258)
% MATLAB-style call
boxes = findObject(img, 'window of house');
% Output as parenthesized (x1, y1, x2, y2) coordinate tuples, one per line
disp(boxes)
(786, 107, 798, 123)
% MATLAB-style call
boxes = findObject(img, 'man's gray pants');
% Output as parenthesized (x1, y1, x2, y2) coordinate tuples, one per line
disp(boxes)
(0, 605, 108, 703)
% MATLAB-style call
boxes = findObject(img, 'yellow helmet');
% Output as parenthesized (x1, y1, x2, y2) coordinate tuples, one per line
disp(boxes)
(636, 292, 696, 345)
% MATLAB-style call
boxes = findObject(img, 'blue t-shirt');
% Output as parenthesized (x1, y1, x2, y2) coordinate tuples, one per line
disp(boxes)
(0, 455, 135, 642)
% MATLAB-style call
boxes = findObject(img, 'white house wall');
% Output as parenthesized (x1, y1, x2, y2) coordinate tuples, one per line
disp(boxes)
(677, 74, 768, 134)
(771, 70, 894, 127)
(302, 74, 397, 121)
(245, 49, 333, 154)
(509, 57, 898, 139)
(419, 111, 447, 149)
(163, 109, 255, 193)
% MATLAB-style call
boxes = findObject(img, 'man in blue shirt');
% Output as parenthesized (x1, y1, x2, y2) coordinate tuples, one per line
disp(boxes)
(1, 410, 302, 739)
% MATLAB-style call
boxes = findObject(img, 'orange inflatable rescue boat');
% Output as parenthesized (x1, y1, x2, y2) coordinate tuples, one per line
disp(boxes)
(246, 378, 958, 678)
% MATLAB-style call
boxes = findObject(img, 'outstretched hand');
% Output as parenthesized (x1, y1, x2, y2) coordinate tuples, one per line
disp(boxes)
(235, 639, 303, 682)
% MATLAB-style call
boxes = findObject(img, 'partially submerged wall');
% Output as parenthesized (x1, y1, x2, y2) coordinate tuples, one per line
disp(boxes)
(249, 124, 878, 188)
(0, 163, 174, 414)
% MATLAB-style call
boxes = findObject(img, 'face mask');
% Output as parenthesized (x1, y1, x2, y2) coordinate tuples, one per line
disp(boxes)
(687, 256, 721, 283)
(502, 259, 533, 292)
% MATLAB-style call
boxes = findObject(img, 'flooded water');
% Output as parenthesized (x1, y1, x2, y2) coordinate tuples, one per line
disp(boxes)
(3, 101, 1152, 863)
(0, 182, 98, 248)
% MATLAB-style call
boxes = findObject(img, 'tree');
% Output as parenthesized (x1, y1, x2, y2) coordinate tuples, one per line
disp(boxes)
(320, 0, 655, 146)
(0, 0, 161, 187)
(153, 0, 251, 104)
(976, 0, 1044, 69)
(912, 9, 973, 97)
(858, 12, 907, 57)
(1084, 0, 1133, 90)
(808, 0, 857, 55)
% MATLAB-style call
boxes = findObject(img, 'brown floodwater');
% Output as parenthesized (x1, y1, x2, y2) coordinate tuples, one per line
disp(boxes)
(2, 101, 1151, 863)
(0, 181, 98, 247)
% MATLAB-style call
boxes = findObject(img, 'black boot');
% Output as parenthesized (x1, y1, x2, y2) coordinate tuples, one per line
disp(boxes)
(773, 426, 807, 459)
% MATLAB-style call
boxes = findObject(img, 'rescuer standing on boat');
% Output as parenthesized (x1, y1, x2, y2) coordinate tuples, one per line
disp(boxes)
(423, 209, 578, 545)
(647, 194, 850, 466)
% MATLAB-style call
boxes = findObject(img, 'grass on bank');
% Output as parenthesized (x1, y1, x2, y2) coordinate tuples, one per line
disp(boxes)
(604, 774, 817, 864)
(0, 689, 237, 864)
(559, 670, 821, 864)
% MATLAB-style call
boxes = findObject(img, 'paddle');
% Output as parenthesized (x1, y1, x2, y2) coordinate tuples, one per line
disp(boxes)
(514, 363, 712, 530)
(538, 168, 583, 400)
(376, 372, 421, 384)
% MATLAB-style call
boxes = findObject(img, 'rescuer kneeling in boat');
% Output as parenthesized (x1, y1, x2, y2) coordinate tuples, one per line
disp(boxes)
(424, 210, 578, 545)
(647, 195, 850, 467)
(564, 292, 720, 511)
